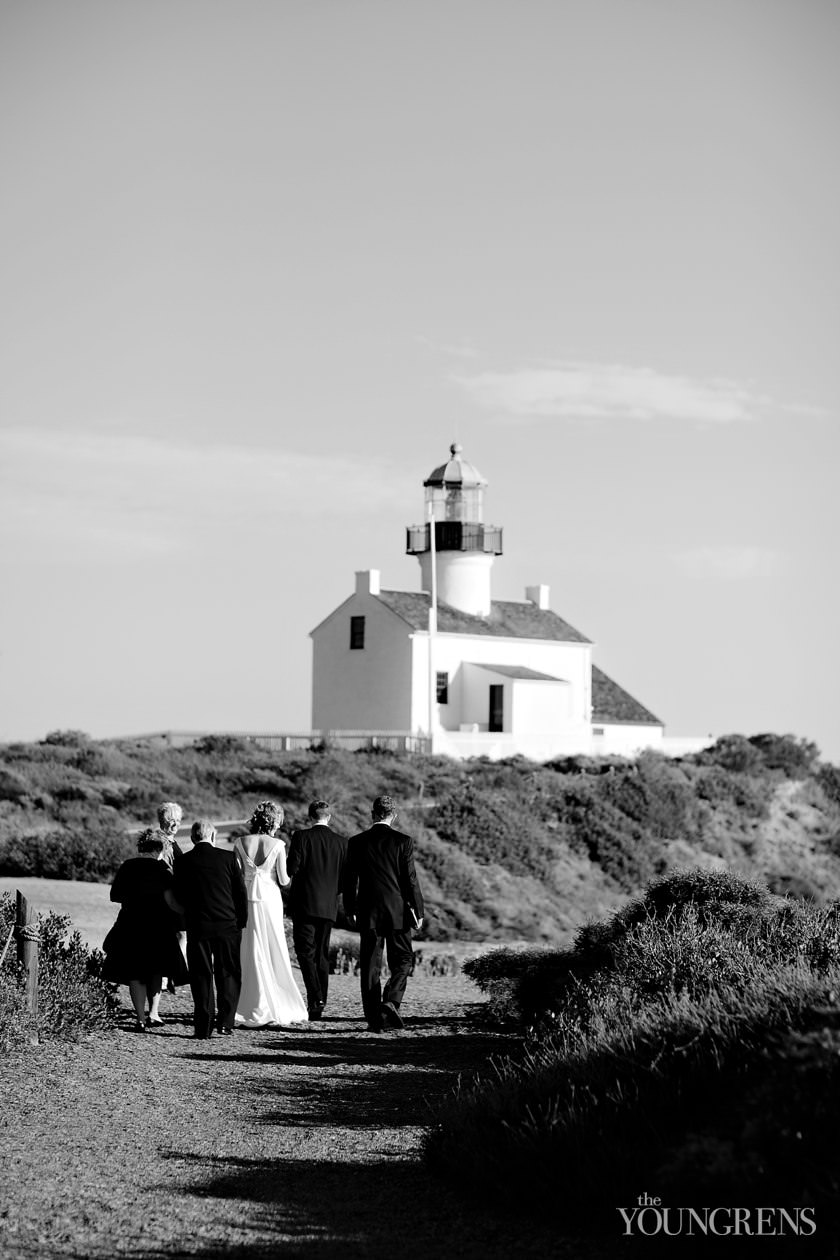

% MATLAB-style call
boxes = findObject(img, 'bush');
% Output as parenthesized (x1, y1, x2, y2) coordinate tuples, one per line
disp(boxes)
(41, 730, 91, 747)
(0, 831, 136, 882)
(431, 871, 840, 1227)
(817, 762, 840, 808)
(0, 894, 118, 1049)
(694, 733, 764, 774)
(748, 732, 819, 776)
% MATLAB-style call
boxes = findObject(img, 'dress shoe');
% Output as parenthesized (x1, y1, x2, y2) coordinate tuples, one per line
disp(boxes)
(308, 1004, 324, 1021)
(381, 1001, 404, 1030)
(366, 1020, 383, 1033)
(216, 1027, 234, 1037)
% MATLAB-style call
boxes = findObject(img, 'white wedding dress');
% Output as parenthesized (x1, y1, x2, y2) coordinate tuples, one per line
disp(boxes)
(234, 835, 308, 1027)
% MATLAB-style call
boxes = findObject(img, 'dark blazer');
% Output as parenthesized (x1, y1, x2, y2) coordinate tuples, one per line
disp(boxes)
(173, 843, 248, 939)
(343, 822, 424, 933)
(287, 824, 348, 920)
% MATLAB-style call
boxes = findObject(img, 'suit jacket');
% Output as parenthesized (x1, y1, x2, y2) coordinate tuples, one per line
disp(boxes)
(173, 842, 248, 939)
(343, 822, 424, 934)
(287, 824, 348, 921)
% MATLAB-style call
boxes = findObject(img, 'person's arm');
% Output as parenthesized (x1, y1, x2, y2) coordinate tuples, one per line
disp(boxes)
(110, 864, 127, 904)
(400, 836, 424, 925)
(342, 839, 359, 922)
(275, 841, 291, 888)
(163, 888, 184, 915)
(286, 831, 302, 879)
(231, 853, 248, 929)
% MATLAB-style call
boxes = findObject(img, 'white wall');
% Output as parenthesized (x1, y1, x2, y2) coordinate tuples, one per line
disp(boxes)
(591, 723, 664, 757)
(433, 728, 596, 760)
(311, 595, 413, 731)
(420, 633, 592, 735)
(511, 679, 572, 735)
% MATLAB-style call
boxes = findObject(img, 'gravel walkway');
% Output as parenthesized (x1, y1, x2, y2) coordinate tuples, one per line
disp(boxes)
(0, 973, 583, 1260)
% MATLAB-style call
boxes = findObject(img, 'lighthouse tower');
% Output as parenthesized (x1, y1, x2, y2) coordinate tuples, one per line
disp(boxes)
(405, 443, 503, 616)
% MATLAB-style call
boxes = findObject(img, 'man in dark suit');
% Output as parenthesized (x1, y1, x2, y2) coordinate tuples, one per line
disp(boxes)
(343, 794, 424, 1032)
(174, 819, 248, 1039)
(287, 800, 348, 1021)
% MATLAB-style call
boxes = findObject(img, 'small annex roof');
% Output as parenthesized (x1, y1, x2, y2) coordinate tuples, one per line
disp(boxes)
(470, 663, 568, 682)
(374, 589, 591, 644)
(591, 665, 663, 726)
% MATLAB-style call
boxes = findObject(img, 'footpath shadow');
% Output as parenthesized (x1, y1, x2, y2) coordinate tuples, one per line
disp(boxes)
(157, 1154, 584, 1260)
(155, 1018, 584, 1260)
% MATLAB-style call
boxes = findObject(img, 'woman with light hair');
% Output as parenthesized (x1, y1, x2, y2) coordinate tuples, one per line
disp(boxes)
(233, 801, 308, 1026)
(156, 801, 183, 870)
(156, 800, 186, 991)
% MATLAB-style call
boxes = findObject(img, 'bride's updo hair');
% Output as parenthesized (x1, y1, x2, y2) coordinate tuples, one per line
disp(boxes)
(250, 800, 284, 835)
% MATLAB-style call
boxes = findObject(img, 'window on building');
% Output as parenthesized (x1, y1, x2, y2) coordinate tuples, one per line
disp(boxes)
(593, 727, 605, 736)
(489, 683, 504, 732)
(350, 616, 365, 649)
(436, 671, 449, 704)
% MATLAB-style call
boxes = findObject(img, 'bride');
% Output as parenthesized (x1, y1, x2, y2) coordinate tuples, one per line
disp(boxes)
(234, 801, 308, 1027)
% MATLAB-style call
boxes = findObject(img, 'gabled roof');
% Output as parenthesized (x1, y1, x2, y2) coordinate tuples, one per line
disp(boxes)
(375, 590, 591, 644)
(591, 665, 662, 726)
(470, 664, 568, 682)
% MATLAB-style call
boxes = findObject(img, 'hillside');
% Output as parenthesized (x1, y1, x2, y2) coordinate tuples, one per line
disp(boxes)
(1, 730, 839, 943)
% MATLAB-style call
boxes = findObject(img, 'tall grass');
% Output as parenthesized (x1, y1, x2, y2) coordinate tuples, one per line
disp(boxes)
(426, 870, 840, 1230)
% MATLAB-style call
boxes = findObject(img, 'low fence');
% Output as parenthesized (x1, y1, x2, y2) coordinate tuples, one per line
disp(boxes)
(1, 891, 39, 1042)
(118, 730, 433, 754)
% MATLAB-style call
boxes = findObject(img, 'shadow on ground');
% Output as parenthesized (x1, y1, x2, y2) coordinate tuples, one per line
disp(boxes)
(151, 1019, 593, 1260)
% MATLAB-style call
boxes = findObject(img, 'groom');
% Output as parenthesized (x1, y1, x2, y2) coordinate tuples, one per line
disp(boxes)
(343, 795, 424, 1033)
(174, 820, 248, 1039)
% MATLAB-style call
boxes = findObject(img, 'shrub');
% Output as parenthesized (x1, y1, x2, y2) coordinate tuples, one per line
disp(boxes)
(42, 729, 92, 748)
(0, 894, 118, 1049)
(694, 733, 764, 773)
(430, 871, 840, 1226)
(748, 732, 819, 777)
(0, 831, 136, 882)
(817, 762, 840, 808)
(427, 964, 840, 1227)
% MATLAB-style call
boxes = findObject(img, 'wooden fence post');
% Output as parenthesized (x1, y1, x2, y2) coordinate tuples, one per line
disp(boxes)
(15, 891, 39, 1030)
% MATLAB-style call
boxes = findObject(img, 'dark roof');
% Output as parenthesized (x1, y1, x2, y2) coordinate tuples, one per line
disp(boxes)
(471, 664, 568, 682)
(471, 660, 569, 680)
(591, 665, 662, 726)
(375, 590, 591, 643)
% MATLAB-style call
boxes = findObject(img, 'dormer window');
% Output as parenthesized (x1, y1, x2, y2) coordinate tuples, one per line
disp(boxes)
(350, 616, 365, 649)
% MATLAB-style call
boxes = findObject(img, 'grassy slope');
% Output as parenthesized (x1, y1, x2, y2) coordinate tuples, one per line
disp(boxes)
(1, 732, 839, 943)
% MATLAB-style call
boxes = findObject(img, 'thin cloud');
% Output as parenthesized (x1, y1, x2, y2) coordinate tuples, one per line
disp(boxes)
(0, 429, 413, 562)
(675, 546, 780, 580)
(455, 361, 765, 423)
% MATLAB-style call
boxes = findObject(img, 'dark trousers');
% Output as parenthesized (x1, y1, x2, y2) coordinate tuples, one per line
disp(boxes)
(186, 931, 242, 1037)
(292, 916, 333, 1009)
(359, 928, 414, 1024)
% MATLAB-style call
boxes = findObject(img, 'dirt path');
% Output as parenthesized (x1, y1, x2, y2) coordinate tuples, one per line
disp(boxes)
(1, 973, 579, 1260)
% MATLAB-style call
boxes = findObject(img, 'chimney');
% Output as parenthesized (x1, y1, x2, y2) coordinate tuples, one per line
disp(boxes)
(355, 569, 381, 596)
(525, 584, 550, 610)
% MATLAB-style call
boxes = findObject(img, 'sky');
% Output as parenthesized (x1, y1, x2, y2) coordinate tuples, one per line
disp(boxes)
(1, 0, 839, 760)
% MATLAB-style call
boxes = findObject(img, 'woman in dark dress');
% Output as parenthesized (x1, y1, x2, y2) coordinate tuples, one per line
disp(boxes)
(103, 829, 188, 1031)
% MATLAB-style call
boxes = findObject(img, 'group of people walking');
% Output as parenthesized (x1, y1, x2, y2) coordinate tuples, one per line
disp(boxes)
(103, 794, 425, 1038)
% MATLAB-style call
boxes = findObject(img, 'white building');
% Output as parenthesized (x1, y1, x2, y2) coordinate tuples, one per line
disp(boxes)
(310, 444, 666, 761)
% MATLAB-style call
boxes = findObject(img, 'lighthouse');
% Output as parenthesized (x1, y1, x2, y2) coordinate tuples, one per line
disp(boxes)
(309, 442, 666, 760)
(405, 443, 503, 617)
